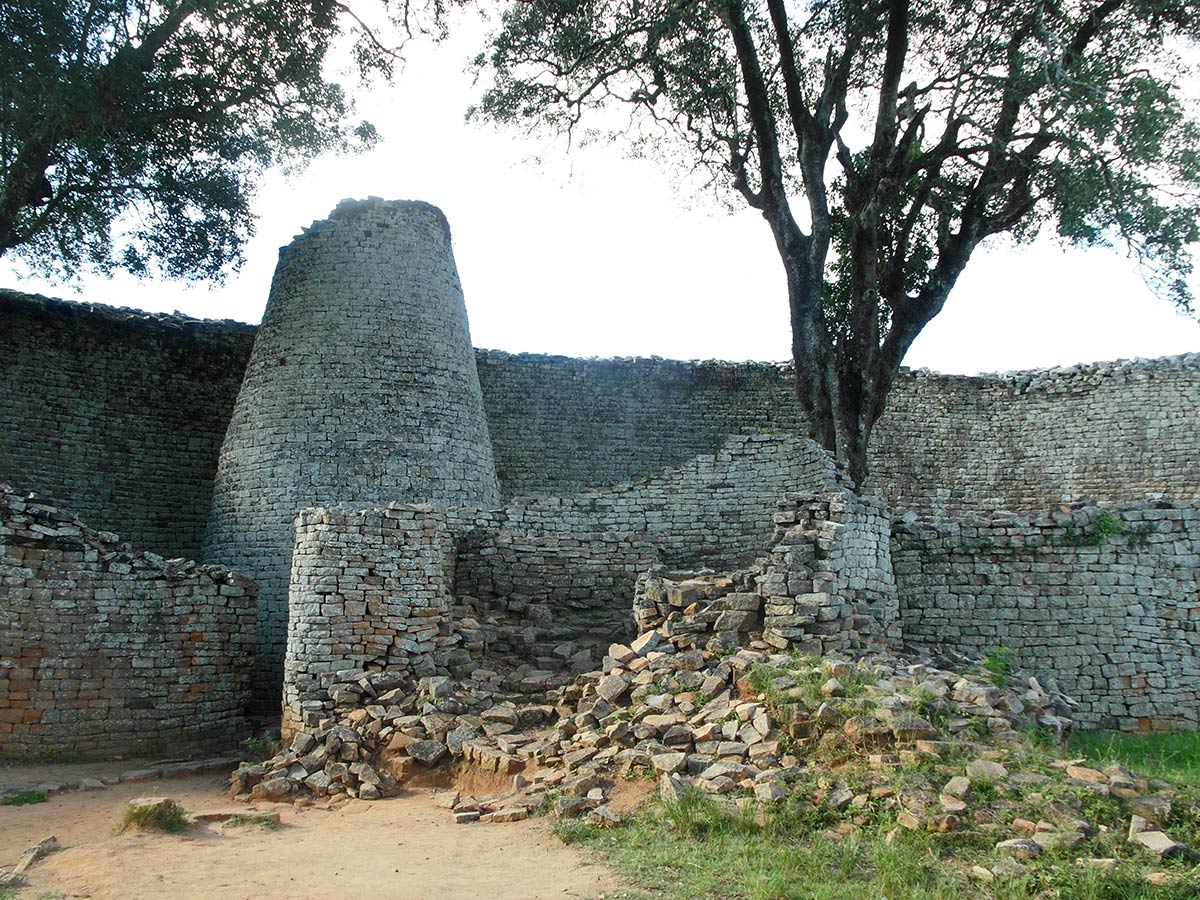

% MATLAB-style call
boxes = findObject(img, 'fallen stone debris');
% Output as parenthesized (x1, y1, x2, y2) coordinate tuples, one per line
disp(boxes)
(233, 630, 1198, 885)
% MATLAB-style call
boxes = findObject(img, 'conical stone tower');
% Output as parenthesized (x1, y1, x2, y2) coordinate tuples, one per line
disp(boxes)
(204, 199, 500, 703)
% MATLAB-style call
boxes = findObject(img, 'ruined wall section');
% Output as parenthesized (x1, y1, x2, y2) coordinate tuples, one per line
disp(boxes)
(632, 488, 896, 656)
(0, 290, 254, 558)
(872, 356, 1200, 517)
(0, 484, 256, 758)
(891, 503, 1200, 730)
(204, 199, 500, 701)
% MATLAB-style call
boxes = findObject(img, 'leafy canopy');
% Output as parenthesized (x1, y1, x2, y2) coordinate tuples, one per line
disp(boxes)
(473, 0, 1200, 480)
(476, 0, 1200, 313)
(0, 0, 401, 280)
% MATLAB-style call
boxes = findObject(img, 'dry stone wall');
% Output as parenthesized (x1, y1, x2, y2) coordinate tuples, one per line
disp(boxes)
(0, 484, 256, 758)
(5, 284, 1198, 555)
(0, 290, 254, 558)
(871, 356, 1200, 517)
(475, 350, 806, 497)
(283, 505, 457, 735)
(205, 200, 500, 703)
(891, 503, 1200, 730)
(456, 433, 839, 570)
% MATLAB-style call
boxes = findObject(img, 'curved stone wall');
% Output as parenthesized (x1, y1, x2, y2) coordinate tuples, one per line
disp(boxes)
(870, 356, 1200, 517)
(475, 350, 806, 496)
(204, 199, 500, 700)
(0, 290, 254, 558)
(6, 283, 1197, 557)
(1, 484, 256, 758)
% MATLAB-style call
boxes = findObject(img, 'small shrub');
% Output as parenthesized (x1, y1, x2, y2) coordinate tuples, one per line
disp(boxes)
(980, 645, 1016, 687)
(225, 813, 278, 830)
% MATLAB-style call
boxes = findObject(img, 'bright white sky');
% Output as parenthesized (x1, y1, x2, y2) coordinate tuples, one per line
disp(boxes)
(3, 20, 1198, 375)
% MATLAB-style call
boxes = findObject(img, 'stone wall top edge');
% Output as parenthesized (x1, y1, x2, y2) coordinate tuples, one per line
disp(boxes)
(894, 351, 1200, 388)
(6, 289, 1194, 387)
(295, 502, 448, 520)
(0, 287, 258, 336)
(473, 346, 794, 372)
(475, 345, 1200, 385)
(896, 498, 1200, 532)
(281, 197, 452, 252)
(1, 482, 252, 583)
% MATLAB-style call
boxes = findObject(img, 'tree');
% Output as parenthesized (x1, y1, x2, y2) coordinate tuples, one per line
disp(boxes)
(473, 0, 1200, 485)
(0, 0, 409, 280)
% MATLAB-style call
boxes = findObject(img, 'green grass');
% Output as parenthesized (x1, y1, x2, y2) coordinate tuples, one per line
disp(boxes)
(1, 789, 47, 806)
(118, 799, 190, 834)
(558, 788, 1199, 900)
(1068, 730, 1200, 786)
(225, 813, 279, 829)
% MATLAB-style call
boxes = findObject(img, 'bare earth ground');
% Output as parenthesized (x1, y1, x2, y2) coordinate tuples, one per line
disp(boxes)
(0, 763, 625, 900)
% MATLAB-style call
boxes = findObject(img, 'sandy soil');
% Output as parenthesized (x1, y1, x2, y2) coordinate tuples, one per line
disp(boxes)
(1, 765, 626, 900)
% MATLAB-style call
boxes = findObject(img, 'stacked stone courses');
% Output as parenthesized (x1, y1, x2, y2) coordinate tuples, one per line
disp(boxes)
(204, 199, 500, 702)
(632, 489, 896, 655)
(0, 483, 256, 758)
(474, 349, 807, 496)
(3, 198, 1199, 738)
(4, 283, 1198, 550)
(871, 355, 1200, 517)
(283, 504, 455, 733)
(0, 290, 254, 558)
(891, 502, 1200, 730)
(453, 433, 839, 569)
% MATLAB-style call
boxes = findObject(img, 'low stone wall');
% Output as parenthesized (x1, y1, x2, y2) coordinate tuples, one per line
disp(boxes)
(283, 505, 458, 734)
(0, 484, 256, 758)
(892, 503, 1200, 730)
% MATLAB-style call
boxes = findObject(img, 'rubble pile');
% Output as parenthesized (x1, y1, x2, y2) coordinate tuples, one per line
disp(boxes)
(234, 631, 1197, 878)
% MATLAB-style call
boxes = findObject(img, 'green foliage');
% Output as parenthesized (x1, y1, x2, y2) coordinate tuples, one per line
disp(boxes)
(225, 813, 278, 830)
(243, 735, 270, 759)
(1, 789, 47, 806)
(1068, 730, 1200, 787)
(559, 787, 1200, 900)
(1062, 510, 1128, 548)
(0, 0, 447, 280)
(474, 0, 1200, 480)
(980, 646, 1016, 688)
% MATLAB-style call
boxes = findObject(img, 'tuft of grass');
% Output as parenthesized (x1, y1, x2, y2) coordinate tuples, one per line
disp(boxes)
(1068, 729, 1200, 786)
(225, 813, 278, 830)
(119, 799, 190, 834)
(2, 790, 47, 806)
(980, 646, 1016, 688)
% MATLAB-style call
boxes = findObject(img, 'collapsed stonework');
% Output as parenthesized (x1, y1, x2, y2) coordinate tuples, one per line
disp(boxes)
(1, 196, 1197, 758)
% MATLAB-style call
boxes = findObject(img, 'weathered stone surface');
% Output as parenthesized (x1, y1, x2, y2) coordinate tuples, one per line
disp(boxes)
(408, 741, 449, 767)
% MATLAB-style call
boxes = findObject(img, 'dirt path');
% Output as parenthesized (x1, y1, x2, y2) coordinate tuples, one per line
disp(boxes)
(1, 765, 626, 900)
